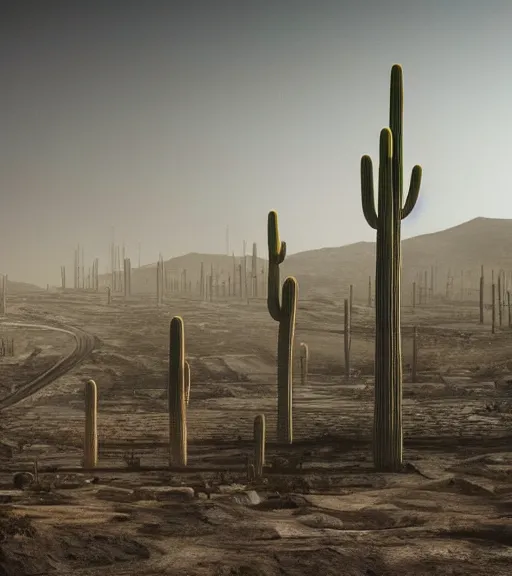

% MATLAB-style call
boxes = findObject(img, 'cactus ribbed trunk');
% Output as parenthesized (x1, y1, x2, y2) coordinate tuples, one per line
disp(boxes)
(361, 65, 422, 472)
(389, 66, 404, 469)
(365, 130, 396, 470)
(84, 379, 98, 468)
(267, 211, 298, 444)
(168, 317, 188, 466)
(276, 279, 297, 443)
(253, 414, 265, 478)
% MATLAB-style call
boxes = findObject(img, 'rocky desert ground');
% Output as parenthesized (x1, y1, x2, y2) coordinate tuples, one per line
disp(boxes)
(1, 258, 511, 576)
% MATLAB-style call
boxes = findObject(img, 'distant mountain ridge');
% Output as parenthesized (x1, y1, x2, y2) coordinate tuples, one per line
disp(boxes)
(2, 279, 42, 294)
(92, 217, 512, 301)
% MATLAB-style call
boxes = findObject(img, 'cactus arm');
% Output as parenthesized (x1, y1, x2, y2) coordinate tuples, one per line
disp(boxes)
(361, 156, 378, 230)
(268, 211, 286, 264)
(400, 165, 422, 219)
(267, 211, 286, 321)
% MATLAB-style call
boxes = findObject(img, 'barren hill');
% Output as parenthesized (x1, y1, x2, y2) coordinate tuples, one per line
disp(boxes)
(99, 217, 512, 303)
(4, 279, 42, 294)
(283, 217, 512, 302)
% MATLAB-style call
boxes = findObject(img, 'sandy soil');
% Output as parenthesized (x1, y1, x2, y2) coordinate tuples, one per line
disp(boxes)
(0, 290, 511, 575)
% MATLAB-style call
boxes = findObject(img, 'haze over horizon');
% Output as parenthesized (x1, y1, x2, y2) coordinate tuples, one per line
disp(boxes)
(1, 0, 511, 287)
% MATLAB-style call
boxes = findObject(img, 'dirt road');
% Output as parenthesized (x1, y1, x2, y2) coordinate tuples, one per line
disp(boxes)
(0, 321, 95, 410)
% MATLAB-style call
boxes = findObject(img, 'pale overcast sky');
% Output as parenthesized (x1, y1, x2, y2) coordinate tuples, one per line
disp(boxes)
(1, 0, 511, 286)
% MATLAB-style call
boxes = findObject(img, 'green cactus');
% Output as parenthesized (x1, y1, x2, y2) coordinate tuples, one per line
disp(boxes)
(267, 211, 298, 444)
(168, 316, 188, 466)
(83, 379, 98, 468)
(267, 211, 287, 321)
(253, 414, 266, 478)
(361, 65, 422, 471)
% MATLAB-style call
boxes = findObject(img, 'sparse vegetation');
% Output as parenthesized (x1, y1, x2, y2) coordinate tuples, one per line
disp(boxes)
(2, 63, 512, 576)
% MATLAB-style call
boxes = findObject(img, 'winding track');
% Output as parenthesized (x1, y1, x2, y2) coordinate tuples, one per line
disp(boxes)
(0, 321, 95, 410)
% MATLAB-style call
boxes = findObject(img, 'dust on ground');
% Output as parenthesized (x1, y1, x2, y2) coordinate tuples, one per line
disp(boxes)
(1, 290, 511, 575)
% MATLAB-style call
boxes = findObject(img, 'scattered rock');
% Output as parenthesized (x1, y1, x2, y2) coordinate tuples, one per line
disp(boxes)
(95, 487, 136, 503)
(297, 513, 345, 530)
(12, 472, 34, 490)
(134, 486, 195, 502)
(226, 490, 261, 506)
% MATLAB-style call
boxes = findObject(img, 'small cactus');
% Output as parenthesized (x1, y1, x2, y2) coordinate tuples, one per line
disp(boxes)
(412, 326, 418, 382)
(253, 414, 266, 479)
(168, 317, 188, 466)
(508, 290, 511, 328)
(83, 379, 98, 468)
(344, 298, 351, 379)
(498, 273, 503, 327)
(492, 283, 496, 334)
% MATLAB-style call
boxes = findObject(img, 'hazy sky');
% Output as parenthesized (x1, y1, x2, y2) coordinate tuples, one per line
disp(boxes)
(1, 0, 511, 286)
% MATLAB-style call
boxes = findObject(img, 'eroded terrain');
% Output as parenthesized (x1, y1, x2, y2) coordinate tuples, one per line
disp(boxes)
(1, 290, 511, 575)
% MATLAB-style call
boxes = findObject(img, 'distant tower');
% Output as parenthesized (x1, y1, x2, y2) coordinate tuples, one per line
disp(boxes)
(226, 225, 230, 256)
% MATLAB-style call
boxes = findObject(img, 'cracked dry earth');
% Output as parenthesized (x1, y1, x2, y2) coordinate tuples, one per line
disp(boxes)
(1, 292, 512, 574)
(1, 452, 512, 576)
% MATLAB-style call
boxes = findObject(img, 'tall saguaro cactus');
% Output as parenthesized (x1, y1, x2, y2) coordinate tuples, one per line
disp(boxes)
(168, 316, 188, 466)
(267, 211, 298, 444)
(83, 379, 98, 468)
(360, 64, 422, 471)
